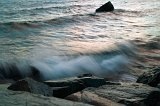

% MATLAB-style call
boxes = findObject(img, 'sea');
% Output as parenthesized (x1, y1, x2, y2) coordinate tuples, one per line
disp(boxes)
(0, 0, 159, 81)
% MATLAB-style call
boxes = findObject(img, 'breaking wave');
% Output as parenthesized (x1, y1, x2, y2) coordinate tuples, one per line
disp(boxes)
(0, 42, 137, 81)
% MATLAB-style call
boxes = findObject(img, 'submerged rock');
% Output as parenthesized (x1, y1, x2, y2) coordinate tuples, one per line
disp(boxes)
(8, 78, 52, 96)
(0, 84, 92, 106)
(45, 76, 107, 98)
(96, 1, 114, 12)
(137, 67, 160, 87)
(66, 82, 160, 106)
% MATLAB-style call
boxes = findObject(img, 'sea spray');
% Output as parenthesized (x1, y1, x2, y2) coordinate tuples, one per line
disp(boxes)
(0, 41, 137, 81)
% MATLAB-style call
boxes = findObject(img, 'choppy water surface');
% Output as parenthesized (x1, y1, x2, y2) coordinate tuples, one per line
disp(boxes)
(0, 0, 159, 80)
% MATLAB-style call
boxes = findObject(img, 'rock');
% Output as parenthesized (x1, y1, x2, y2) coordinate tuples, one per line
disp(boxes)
(96, 1, 114, 12)
(51, 84, 85, 98)
(0, 84, 92, 106)
(45, 76, 107, 88)
(137, 67, 160, 87)
(44, 77, 107, 98)
(8, 78, 52, 96)
(66, 82, 160, 106)
(65, 92, 124, 106)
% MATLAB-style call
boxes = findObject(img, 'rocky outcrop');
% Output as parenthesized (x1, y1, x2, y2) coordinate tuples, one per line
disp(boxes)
(96, 1, 114, 12)
(66, 82, 160, 106)
(137, 67, 160, 87)
(8, 77, 107, 98)
(8, 78, 52, 96)
(45, 76, 107, 98)
(0, 84, 92, 106)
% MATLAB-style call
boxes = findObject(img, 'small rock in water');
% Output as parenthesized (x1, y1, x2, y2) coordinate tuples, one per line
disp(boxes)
(96, 1, 114, 12)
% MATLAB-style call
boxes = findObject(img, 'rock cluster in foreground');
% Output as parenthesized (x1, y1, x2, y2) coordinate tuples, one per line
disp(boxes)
(66, 82, 160, 106)
(3, 70, 160, 106)
(0, 84, 91, 106)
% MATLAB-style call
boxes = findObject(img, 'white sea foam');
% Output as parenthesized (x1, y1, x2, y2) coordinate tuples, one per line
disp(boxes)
(0, 42, 137, 81)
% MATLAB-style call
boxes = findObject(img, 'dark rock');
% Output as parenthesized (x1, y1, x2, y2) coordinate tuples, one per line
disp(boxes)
(0, 84, 92, 106)
(52, 83, 85, 98)
(66, 82, 160, 106)
(8, 78, 52, 96)
(96, 1, 114, 12)
(81, 77, 107, 87)
(137, 67, 160, 87)
(45, 77, 107, 88)
(44, 77, 107, 98)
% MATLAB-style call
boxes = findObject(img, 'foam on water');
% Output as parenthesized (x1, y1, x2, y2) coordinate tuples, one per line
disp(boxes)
(0, 42, 137, 81)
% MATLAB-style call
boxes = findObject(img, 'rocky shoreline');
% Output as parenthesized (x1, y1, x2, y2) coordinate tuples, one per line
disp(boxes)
(0, 67, 160, 106)
(0, 38, 160, 106)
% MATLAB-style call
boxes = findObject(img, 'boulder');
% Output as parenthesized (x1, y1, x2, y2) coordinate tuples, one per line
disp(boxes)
(66, 82, 160, 106)
(8, 78, 52, 96)
(51, 84, 85, 98)
(45, 76, 107, 88)
(45, 77, 107, 98)
(96, 1, 114, 12)
(137, 67, 160, 87)
(0, 84, 92, 106)
(65, 92, 124, 106)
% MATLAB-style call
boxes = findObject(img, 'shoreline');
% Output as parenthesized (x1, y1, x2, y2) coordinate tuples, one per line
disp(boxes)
(0, 37, 160, 106)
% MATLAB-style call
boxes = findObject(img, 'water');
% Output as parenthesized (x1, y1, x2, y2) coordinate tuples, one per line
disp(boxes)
(0, 0, 159, 81)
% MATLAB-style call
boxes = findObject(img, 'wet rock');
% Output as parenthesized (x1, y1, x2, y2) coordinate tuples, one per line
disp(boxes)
(0, 84, 92, 106)
(96, 1, 114, 12)
(45, 76, 107, 88)
(66, 92, 124, 106)
(137, 67, 160, 87)
(45, 77, 107, 98)
(52, 83, 85, 98)
(8, 78, 52, 96)
(66, 82, 160, 106)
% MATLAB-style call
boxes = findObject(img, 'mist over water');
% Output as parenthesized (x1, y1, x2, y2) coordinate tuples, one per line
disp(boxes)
(0, 0, 159, 81)
(0, 41, 137, 81)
